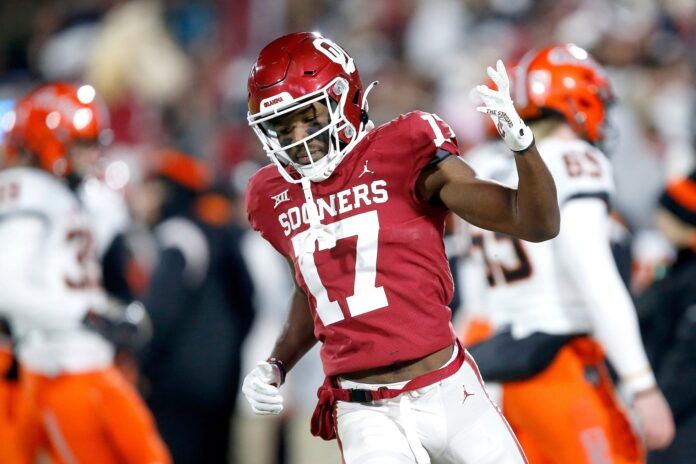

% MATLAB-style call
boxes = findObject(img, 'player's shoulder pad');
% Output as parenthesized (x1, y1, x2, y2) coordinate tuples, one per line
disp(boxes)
(408, 110, 458, 153)
(246, 164, 279, 205)
(0, 167, 74, 219)
(374, 111, 459, 157)
(536, 138, 614, 206)
(245, 164, 286, 227)
(154, 216, 209, 286)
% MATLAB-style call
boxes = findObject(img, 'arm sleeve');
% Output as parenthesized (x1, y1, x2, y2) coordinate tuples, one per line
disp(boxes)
(0, 215, 89, 330)
(244, 171, 287, 255)
(407, 111, 460, 204)
(556, 199, 656, 396)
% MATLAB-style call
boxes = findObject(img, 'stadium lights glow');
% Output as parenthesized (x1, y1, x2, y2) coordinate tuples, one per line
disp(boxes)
(105, 160, 131, 190)
(77, 85, 96, 104)
(45, 111, 61, 129)
(73, 108, 93, 130)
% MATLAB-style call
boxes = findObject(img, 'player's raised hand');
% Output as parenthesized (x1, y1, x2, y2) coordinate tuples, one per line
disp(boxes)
(632, 388, 675, 450)
(242, 361, 284, 415)
(475, 59, 534, 152)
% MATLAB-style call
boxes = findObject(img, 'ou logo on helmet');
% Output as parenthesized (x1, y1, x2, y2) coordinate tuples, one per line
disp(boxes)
(313, 38, 356, 74)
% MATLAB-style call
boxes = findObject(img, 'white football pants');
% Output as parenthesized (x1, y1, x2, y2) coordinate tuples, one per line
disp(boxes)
(335, 348, 527, 464)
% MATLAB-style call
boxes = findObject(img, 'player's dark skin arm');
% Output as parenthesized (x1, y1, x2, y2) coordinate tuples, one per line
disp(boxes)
(418, 143, 560, 242)
(269, 258, 317, 372)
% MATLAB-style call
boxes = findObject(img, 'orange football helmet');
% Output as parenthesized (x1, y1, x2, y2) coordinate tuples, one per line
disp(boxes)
(513, 44, 613, 143)
(151, 149, 211, 192)
(5, 82, 110, 175)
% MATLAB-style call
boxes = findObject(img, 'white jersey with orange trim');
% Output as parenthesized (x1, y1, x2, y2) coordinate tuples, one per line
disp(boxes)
(461, 137, 655, 395)
(0, 167, 113, 376)
(463, 138, 613, 335)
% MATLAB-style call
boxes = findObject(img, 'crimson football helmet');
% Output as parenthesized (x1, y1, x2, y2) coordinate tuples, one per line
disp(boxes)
(513, 44, 613, 143)
(4, 82, 110, 176)
(247, 32, 375, 183)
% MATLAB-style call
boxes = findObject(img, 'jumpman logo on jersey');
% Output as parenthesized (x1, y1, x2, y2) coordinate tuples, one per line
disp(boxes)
(271, 189, 290, 208)
(462, 385, 475, 404)
(358, 160, 374, 178)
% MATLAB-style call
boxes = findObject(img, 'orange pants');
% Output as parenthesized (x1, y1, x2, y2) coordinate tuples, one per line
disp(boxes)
(18, 366, 171, 464)
(0, 348, 24, 464)
(502, 338, 643, 464)
(459, 316, 494, 347)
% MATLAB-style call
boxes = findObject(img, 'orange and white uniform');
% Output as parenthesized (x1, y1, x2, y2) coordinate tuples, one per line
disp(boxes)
(0, 167, 169, 464)
(459, 137, 654, 464)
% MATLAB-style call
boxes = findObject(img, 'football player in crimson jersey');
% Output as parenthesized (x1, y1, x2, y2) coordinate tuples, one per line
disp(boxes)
(459, 44, 675, 463)
(241, 32, 559, 463)
(0, 82, 170, 464)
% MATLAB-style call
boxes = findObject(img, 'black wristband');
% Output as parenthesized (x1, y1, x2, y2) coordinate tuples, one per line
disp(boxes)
(512, 137, 535, 154)
(266, 357, 287, 386)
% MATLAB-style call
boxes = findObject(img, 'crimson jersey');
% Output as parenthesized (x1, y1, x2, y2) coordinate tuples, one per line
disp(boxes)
(247, 111, 460, 376)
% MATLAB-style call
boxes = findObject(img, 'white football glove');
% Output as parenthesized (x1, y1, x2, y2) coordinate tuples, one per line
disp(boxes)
(242, 361, 284, 415)
(475, 59, 534, 152)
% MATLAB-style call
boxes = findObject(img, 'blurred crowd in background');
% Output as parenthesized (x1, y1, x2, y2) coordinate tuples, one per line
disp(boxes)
(0, 0, 694, 463)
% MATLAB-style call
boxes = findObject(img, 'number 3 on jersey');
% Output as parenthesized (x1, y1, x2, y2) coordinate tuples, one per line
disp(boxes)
(291, 211, 388, 325)
(64, 228, 100, 289)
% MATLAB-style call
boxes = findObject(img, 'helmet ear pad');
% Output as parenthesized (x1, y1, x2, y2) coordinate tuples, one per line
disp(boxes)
(328, 82, 362, 142)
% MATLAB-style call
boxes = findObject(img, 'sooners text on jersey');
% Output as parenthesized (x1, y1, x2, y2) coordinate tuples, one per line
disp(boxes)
(247, 111, 459, 376)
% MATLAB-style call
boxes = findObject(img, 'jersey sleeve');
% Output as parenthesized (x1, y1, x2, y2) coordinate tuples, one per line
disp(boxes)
(245, 171, 264, 234)
(408, 110, 460, 166)
(556, 199, 656, 396)
(245, 169, 287, 256)
(538, 140, 615, 207)
(404, 111, 460, 204)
